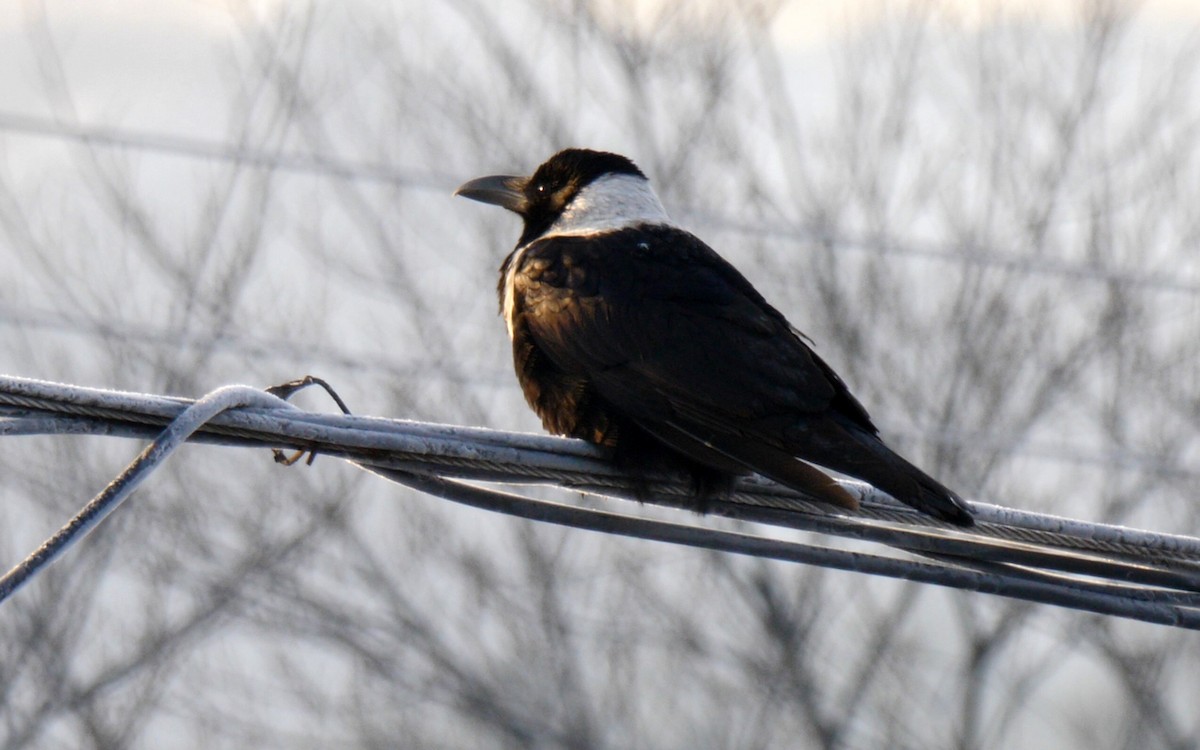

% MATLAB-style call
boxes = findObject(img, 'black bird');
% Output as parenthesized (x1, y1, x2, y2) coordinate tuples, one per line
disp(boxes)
(455, 148, 974, 526)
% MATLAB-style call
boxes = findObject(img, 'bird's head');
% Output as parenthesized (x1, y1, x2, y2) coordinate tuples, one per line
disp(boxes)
(455, 148, 669, 246)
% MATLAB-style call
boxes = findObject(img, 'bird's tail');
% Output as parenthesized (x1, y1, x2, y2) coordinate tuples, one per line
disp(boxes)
(797, 418, 975, 527)
(876, 458, 975, 527)
(637, 415, 972, 526)
(637, 419, 861, 510)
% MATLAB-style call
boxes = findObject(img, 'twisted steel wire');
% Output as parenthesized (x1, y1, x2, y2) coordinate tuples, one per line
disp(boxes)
(1, 374, 1198, 627)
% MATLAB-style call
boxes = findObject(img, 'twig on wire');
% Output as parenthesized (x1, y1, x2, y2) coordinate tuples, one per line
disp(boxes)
(266, 375, 353, 466)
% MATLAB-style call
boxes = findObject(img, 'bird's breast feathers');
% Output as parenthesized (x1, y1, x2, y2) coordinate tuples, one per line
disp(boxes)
(501, 223, 695, 339)
(500, 173, 673, 339)
(500, 243, 529, 339)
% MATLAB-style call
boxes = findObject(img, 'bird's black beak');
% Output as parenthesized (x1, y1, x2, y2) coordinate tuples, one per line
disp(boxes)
(454, 174, 529, 214)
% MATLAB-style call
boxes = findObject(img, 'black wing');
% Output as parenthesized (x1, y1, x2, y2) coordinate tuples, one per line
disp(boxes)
(507, 225, 972, 525)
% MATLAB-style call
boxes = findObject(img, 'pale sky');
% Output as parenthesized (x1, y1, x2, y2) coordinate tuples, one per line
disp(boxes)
(4, 0, 1199, 132)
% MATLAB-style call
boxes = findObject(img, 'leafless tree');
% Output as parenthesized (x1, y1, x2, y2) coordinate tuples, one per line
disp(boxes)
(2, 0, 1198, 748)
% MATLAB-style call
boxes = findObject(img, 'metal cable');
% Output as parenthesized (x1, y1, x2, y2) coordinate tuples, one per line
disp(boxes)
(1, 374, 1198, 627)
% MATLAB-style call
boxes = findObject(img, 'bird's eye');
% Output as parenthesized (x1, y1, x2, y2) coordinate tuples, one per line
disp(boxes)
(535, 183, 547, 194)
